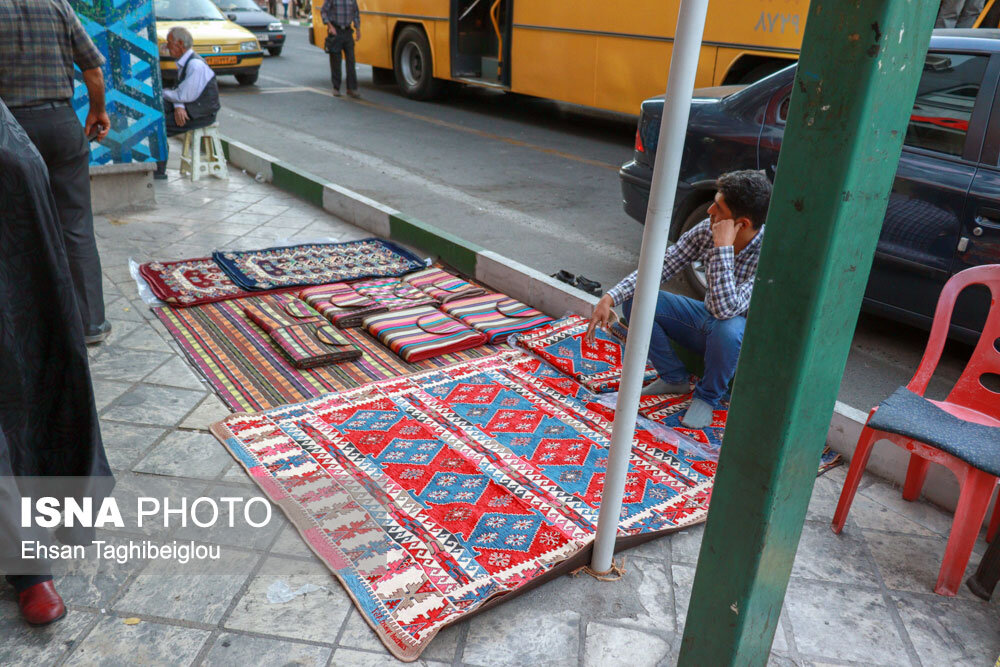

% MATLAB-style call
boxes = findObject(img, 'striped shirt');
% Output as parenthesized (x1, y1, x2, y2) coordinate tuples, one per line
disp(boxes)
(0, 0, 105, 108)
(606, 220, 765, 320)
(320, 0, 359, 28)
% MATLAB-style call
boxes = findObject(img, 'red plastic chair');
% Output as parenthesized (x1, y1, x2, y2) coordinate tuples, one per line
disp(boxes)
(831, 264, 1000, 596)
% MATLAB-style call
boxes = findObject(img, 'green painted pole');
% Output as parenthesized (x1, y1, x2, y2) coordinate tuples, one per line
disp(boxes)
(677, 2, 938, 664)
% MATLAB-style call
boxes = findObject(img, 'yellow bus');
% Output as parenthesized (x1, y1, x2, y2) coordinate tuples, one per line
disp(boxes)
(309, 1, 995, 115)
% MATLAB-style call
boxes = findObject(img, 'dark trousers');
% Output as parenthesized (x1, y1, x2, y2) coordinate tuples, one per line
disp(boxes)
(12, 104, 105, 333)
(327, 27, 357, 91)
(624, 292, 745, 407)
(6, 574, 52, 594)
(155, 101, 217, 175)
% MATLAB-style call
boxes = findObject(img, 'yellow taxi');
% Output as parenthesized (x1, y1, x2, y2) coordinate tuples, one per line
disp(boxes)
(155, 0, 263, 86)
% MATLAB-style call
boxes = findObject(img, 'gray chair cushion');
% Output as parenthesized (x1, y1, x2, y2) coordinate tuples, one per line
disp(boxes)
(867, 386, 1000, 477)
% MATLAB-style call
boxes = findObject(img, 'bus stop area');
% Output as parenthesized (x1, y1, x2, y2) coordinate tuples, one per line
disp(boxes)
(2, 160, 996, 666)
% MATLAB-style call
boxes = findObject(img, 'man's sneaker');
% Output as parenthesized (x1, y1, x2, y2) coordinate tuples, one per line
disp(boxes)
(332, 89, 342, 97)
(84, 321, 112, 345)
(550, 270, 575, 285)
(347, 89, 361, 99)
(574, 275, 602, 296)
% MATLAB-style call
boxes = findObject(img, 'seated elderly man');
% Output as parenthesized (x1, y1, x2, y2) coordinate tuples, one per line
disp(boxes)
(154, 26, 221, 179)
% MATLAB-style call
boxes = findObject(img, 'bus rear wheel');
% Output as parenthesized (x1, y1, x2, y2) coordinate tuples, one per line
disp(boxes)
(393, 26, 442, 100)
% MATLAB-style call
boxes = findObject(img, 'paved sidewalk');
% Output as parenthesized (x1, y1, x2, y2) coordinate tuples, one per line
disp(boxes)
(1, 167, 997, 666)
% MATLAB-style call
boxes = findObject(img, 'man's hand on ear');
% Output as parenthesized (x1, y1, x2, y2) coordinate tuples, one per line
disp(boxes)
(711, 218, 744, 248)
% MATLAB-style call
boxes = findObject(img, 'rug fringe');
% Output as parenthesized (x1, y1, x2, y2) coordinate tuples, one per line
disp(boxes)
(571, 556, 627, 581)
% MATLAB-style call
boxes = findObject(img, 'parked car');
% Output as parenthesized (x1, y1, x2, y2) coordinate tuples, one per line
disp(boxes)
(620, 29, 1000, 342)
(212, 0, 286, 56)
(155, 0, 263, 86)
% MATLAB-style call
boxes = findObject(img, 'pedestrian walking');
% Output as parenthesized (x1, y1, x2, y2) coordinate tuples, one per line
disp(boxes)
(0, 0, 112, 344)
(936, 0, 986, 27)
(282, 0, 289, 19)
(321, 0, 361, 98)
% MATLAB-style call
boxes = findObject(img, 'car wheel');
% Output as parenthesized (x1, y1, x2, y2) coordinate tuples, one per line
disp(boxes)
(680, 201, 711, 298)
(268, 47, 283, 57)
(393, 26, 442, 100)
(235, 72, 259, 86)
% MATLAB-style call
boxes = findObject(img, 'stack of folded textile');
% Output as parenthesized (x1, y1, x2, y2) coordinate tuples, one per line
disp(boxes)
(403, 266, 486, 303)
(300, 277, 436, 328)
(363, 305, 487, 362)
(243, 298, 361, 369)
(441, 293, 553, 343)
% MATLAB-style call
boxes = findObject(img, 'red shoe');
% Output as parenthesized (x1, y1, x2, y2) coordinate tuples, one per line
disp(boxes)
(17, 580, 66, 626)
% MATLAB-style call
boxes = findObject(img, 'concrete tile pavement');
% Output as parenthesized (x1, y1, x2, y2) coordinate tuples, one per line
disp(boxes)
(2, 168, 997, 666)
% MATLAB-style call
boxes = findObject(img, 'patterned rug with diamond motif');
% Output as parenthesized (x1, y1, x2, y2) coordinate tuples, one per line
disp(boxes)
(211, 349, 716, 661)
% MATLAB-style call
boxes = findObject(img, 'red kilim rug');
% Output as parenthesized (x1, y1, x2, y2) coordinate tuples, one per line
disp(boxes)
(211, 350, 715, 661)
(139, 258, 294, 307)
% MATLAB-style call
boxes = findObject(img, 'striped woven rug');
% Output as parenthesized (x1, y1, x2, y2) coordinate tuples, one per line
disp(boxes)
(155, 295, 504, 412)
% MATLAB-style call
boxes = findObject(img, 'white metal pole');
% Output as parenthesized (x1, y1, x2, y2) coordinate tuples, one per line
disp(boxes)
(591, 0, 710, 571)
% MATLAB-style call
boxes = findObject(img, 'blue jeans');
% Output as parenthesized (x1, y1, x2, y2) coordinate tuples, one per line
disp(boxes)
(624, 292, 745, 406)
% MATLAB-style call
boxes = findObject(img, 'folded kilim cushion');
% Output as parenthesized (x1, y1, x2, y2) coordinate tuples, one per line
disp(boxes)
(213, 239, 425, 290)
(300, 277, 436, 328)
(514, 315, 657, 393)
(243, 300, 362, 369)
(299, 282, 387, 328)
(441, 292, 553, 343)
(139, 257, 267, 306)
(363, 305, 488, 362)
(211, 350, 714, 661)
(403, 267, 486, 303)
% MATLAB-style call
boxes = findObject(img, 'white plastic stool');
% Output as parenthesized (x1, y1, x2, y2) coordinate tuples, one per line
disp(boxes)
(179, 123, 229, 181)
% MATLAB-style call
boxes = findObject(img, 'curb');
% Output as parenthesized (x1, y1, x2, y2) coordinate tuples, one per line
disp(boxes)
(219, 137, 966, 514)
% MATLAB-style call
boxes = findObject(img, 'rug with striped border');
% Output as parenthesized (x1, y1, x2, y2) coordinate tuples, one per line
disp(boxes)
(210, 350, 715, 661)
(155, 294, 504, 412)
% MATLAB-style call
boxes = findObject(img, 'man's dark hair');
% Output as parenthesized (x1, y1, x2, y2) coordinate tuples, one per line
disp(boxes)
(715, 170, 772, 229)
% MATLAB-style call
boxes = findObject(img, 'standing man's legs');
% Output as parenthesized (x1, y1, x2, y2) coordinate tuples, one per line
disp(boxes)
(330, 28, 357, 95)
(957, 0, 986, 26)
(936, 0, 965, 27)
(14, 106, 107, 338)
(328, 31, 344, 93)
(344, 29, 358, 95)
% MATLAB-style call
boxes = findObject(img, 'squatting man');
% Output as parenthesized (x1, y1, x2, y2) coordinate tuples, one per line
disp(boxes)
(587, 170, 773, 429)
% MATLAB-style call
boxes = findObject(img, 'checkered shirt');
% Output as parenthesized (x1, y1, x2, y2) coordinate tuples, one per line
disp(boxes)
(0, 0, 105, 108)
(320, 0, 359, 27)
(606, 219, 765, 320)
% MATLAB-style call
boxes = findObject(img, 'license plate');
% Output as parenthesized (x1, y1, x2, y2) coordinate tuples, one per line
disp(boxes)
(205, 55, 237, 65)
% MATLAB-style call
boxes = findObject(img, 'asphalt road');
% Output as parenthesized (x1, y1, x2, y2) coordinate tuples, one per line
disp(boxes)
(215, 24, 971, 410)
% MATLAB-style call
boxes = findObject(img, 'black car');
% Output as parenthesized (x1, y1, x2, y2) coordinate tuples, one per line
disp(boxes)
(620, 29, 1000, 342)
(213, 0, 285, 56)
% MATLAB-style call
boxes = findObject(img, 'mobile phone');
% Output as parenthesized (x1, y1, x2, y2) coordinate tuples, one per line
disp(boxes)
(86, 124, 103, 142)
